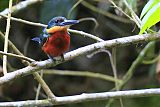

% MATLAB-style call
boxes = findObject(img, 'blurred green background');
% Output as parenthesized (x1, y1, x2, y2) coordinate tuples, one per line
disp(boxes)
(0, 0, 160, 107)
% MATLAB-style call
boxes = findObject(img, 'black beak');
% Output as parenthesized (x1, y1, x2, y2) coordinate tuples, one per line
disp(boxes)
(60, 20, 79, 26)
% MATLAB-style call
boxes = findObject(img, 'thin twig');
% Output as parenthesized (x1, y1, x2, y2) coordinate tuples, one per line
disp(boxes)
(3, 0, 12, 75)
(107, 42, 156, 106)
(107, 0, 133, 21)
(0, 31, 32, 65)
(0, 88, 160, 106)
(87, 49, 119, 86)
(33, 72, 56, 102)
(81, 0, 131, 23)
(68, 0, 84, 18)
(0, 51, 35, 62)
(35, 71, 43, 100)
(0, 0, 43, 19)
(68, 29, 104, 42)
(120, 41, 155, 88)
(111, 47, 124, 107)
(0, 31, 23, 56)
(78, 17, 99, 30)
(87, 49, 124, 107)
(142, 54, 160, 64)
(44, 69, 122, 83)
(0, 14, 47, 27)
(122, 0, 141, 28)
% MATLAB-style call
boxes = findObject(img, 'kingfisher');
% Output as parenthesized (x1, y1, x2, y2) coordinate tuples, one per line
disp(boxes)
(32, 16, 79, 60)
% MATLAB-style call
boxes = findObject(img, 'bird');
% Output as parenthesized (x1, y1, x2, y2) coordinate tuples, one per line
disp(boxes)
(32, 16, 79, 60)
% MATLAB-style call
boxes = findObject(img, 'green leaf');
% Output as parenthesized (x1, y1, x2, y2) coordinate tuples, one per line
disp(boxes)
(140, 0, 160, 19)
(139, 2, 160, 34)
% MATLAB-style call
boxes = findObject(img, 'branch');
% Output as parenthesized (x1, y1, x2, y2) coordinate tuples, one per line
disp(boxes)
(0, 0, 43, 19)
(0, 14, 47, 27)
(0, 51, 34, 62)
(122, 0, 141, 28)
(0, 33, 159, 85)
(3, 0, 12, 75)
(32, 72, 56, 101)
(81, 1, 131, 23)
(120, 41, 155, 88)
(142, 54, 160, 64)
(35, 70, 43, 100)
(43, 69, 122, 83)
(0, 31, 23, 56)
(87, 48, 124, 106)
(0, 88, 160, 106)
(68, 29, 104, 42)
(107, 0, 133, 21)
(87, 49, 119, 86)
(106, 42, 155, 106)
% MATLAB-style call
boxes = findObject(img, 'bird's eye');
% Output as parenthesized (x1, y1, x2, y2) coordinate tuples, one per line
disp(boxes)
(59, 19, 64, 22)
(55, 20, 59, 23)
(55, 19, 64, 23)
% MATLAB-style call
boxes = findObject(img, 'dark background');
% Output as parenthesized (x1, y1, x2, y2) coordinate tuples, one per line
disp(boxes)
(0, 0, 160, 107)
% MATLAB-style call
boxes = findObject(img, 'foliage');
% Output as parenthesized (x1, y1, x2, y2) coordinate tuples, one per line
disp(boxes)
(139, 0, 160, 34)
(0, 0, 160, 107)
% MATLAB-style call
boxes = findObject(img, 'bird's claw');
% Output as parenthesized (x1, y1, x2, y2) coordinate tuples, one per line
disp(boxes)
(48, 55, 65, 62)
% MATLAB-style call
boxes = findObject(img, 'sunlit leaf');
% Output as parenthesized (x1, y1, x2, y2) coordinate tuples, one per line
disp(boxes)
(140, 0, 160, 19)
(139, 2, 160, 34)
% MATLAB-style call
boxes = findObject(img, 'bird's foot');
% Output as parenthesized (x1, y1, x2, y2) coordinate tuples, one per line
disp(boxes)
(47, 55, 55, 61)
(60, 54, 65, 61)
(47, 55, 65, 62)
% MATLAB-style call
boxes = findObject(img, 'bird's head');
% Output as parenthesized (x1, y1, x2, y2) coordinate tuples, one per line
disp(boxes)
(46, 16, 79, 34)
(32, 16, 78, 45)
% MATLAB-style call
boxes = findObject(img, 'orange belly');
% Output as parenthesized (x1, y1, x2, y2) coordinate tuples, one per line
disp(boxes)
(42, 31, 70, 57)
